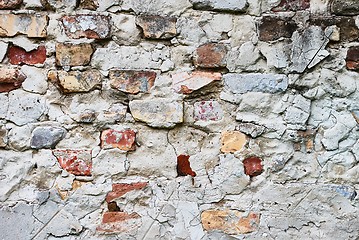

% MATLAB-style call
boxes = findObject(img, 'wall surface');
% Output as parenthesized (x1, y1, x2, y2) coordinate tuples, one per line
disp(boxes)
(0, 0, 359, 239)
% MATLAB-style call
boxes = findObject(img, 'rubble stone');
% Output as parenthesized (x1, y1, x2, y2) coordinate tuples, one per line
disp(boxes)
(0, 14, 48, 37)
(136, 15, 177, 39)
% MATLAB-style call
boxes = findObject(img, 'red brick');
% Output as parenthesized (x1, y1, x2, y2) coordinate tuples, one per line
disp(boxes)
(100, 129, 136, 151)
(346, 46, 359, 71)
(177, 155, 196, 177)
(109, 70, 156, 94)
(194, 43, 227, 68)
(102, 212, 140, 224)
(243, 157, 263, 177)
(52, 149, 92, 176)
(172, 71, 222, 94)
(0, 0, 22, 9)
(97, 212, 141, 233)
(136, 15, 177, 39)
(61, 15, 111, 39)
(259, 16, 297, 41)
(106, 182, 147, 203)
(271, 0, 310, 12)
(0, 69, 26, 92)
(8, 45, 46, 65)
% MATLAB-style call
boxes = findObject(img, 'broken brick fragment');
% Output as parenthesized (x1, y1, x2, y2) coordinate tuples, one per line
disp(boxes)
(109, 70, 156, 94)
(97, 212, 142, 233)
(243, 157, 263, 177)
(0, 68, 26, 92)
(346, 46, 359, 71)
(258, 16, 297, 41)
(177, 154, 196, 177)
(8, 45, 46, 65)
(194, 43, 227, 68)
(52, 149, 92, 176)
(136, 15, 177, 39)
(106, 182, 148, 203)
(100, 129, 136, 151)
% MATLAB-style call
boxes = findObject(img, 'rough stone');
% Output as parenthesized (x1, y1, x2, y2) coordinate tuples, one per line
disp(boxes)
(30, 126, 66, 149)
(8, 45, 46, 65)
(129, 99, 183, 128)
(52, 149, 92, 176)
(201, 210, 260, 234)
(0, 41, 8, 62)
(190, 0, 248, 12)
(0, 128, 6, 147)
(0, 69, 26, 92)
(223, 73, 288, 94)
(55, 43, 93, 67)
(194, 100, 223, 121)
(136, 15, 177, 39)
(271, 0, 310, 12)
(0, 0, 22, 9)
(6, 90, 46, 125)
(259, 16, 297, 41)
(194, 43, 227, 68)
(61, 15, 111, 39)
(0, 14, 48, 37)
(100, 129, 136, 151)
(21, 66, 48, 94)
(221, 131, 247, 153)
(48, 70, 102, 93)
(172, 71, 221, 94)
(79, 0, 98, 9)
(109, 70, 156, 94)
(331, 0, 359, 15)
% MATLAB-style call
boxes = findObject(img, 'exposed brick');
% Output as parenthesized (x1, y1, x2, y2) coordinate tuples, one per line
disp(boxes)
(0, 14, 48, 38)
(194, 43, 227, 68)
(55, 43, 93, 67)
(172, 71, 222, 94)
(177, 154, 196, 177)
(109, 70, 156, 94)
(61, 15, 111, 39)
(100, 129, 136, 151)
(331, 0, 359, 16)
(0, 69, 26, 92)
(243, 157, 263, 177)
(201, 210, 260, 234)
(259, 16, 297, 42)
(221, 131, 247, 153)
(48, 70, 102, 93)
(0, 0, 22, 9)
(310, 17, 359, 42)
(102, 212, 140, 224)
(8, 46, 46, 65)
(97, 212, 141, 233)
(136, 15, 177, 40)
(346, 46, 359, 71)
(194, 100, 223, 121)
(271, 0, 310, 12)
(52, 149, 92, 176)
(106, 182, 147, 203)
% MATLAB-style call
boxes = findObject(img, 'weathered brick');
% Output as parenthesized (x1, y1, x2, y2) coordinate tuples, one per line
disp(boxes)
(48, 70, 102, 93)
(97, 212, 141, 233)
(243, 157, 263, 177)
(194, 100, 223, 121)
(30, 126, 66, 149)
(221, 131, 247, 153)
(190, 0, 248, 12)
(194, 43, 227, 68)
(201, 210, 260, 234)
(0, 0, 22, 9)
(177, 154, 196, 177)
(172, 71, 222, 94)
(331, 0, 359, 16)
(109, 70, 156, 94)
(61, 15, 111, 39)
(55, 43, 93, 67)
(136, 15, 177, 39)
(129, 99, 183, 128)
(52, 149, 92, 176)
(346, 46, 359, 71)
(259, 16, 297, 42)
(310, 17, 359, 42)
(8, 45, 46, 65)
(271, 0, 310, 12)
(0, 69, 26, 93)
(106, 182, 147, 203)
(0, 14, 48, 38)
(100, 129, 136, 151)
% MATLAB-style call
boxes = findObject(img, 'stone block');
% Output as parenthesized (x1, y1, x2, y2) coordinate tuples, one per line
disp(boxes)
(109, 70, 156, 94)
(190, 0, 248, 12)
(258, 16, 297, 41)
(61, 15, 111, 39)
(30, 126, 66, 149)
(194, 43, 227, 68)
(8, 45, 46, 65)
(136, 15, 177, 39)
(220, 131, 247, 153)
(52, 149, 92, 176)
(193, 100, 223, 121)
(172, 71, 221, 94)
(0, 14, 48, 37)
(55, 43, 93, 67)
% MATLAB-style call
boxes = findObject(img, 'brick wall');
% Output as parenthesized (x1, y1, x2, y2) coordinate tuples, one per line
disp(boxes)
(0, 0, 358, 239)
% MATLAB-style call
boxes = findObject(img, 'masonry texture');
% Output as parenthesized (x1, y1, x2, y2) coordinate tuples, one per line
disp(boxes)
(0, 0, 359, 239)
